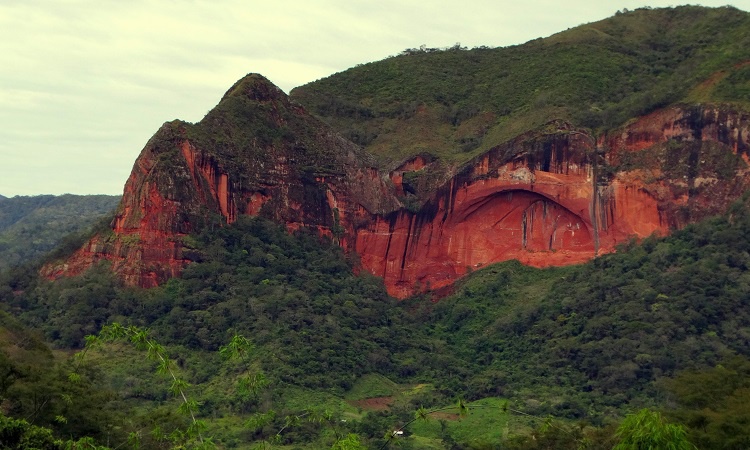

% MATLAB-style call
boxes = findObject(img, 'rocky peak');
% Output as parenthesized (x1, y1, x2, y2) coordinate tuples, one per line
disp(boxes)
(41, 76, 399, 288)
(39, 6, 750, 298)
(221, 73, 287, 103)
(43, 93, 750, 299)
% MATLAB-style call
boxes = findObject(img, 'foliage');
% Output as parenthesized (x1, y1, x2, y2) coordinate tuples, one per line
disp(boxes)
(0, 413, 111, 450)
(331, 433, 367, 450)
(502, 420, 616, 450)
(0, 310, 115, 444)
(664, 356, 750, 449)
(0, 413, 60, 450)
(613, 409, 695, 450)
(0, 195, 119, 272)
(291, 6, 750, 167)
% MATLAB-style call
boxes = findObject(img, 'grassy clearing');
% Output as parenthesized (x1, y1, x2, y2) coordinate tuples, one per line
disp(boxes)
(277, 385, 357, 415)
(345, 373, 401, 401)
(407, 398, 523, 447)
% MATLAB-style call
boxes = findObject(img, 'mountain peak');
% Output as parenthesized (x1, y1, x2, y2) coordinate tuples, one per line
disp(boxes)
(221, 73, 286, 103)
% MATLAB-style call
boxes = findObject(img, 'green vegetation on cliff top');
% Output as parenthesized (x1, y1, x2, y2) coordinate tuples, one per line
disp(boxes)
(291, 5, 750, 167)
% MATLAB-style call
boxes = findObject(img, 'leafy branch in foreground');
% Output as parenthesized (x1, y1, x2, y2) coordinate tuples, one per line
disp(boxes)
(613, 409, 696, 450)
(75, 322, 212, 447)
(71, 323, 231, 449)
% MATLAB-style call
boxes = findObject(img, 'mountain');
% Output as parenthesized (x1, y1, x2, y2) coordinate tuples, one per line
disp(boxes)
(41, 75, 399, 288)
(0, 194, 120, 271)
(291, 6, 750, 167)
(43, 6, 750, 298)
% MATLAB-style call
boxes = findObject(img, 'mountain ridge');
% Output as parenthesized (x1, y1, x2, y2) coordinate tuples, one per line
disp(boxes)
(42, 6, 750, 298)
(291, 5, 750, 167)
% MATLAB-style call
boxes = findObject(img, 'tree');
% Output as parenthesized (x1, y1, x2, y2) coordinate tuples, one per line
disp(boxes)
(613, 409, 695, 450)
(331, 433, 367, 450)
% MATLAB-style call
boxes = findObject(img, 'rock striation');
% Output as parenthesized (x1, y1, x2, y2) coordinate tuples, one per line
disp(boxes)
(42, 74, 750, 299)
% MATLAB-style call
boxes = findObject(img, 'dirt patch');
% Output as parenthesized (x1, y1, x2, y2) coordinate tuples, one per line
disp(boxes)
(430, 411, 461, 421)
(351, 396, 394, 411)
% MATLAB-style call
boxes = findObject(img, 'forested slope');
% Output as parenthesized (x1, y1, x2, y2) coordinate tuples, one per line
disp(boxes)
(427, 194, 750, 412)
(292, 6, 750, 167)
(0, 195, 119, 271)
(4, 194, 750, 447)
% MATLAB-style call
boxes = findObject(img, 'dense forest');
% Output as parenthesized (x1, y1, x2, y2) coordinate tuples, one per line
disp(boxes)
(3, 193, 750, 448)
(0, 195, 120, 271)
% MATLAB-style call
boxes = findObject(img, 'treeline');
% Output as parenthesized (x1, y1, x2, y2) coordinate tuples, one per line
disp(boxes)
(4, 198, 750, 446)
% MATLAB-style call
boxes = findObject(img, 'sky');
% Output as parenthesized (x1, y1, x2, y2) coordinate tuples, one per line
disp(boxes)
(0, 1, 746, 197)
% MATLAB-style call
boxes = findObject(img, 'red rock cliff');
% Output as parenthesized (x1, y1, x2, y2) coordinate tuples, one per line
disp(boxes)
(43, 83, 750, 300)
(355, 106, 750, 298)
(42, 74, 398, 287)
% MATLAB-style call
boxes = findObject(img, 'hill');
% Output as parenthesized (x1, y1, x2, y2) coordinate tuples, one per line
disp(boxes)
(40, 74, 397, 292)
(291, 5, 750, 168)
(0, 195, 119, 271)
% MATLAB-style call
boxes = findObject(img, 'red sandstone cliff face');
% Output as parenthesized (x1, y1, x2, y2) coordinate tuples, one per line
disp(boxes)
(42, 84, 750, 300)
(355, 106, 750, 298)
(42, 74, 398, 287)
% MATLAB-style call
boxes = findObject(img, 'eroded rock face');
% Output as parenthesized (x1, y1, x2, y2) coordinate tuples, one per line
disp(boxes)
(43, 81, 750, 300)
(42, 74, 398, 287)
(356, 106, 750, 298)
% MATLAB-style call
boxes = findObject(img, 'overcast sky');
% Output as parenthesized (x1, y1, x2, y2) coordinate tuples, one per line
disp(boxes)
(0, 1, 745, 196)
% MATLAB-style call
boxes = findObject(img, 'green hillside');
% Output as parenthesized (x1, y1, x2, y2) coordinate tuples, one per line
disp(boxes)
(0, 195, 120, 271)
(4, 195, 750, 447)
(425, 196, 750, 412)
(291, 6, 750, 168)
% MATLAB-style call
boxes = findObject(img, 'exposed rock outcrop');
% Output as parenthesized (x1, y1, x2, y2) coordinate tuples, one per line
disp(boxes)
(42, 74, 750, 299)
(42, 74, 399, 287)
(357, 106, 750, 297)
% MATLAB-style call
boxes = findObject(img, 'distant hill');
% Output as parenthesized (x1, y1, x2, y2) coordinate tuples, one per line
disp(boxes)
(0, 194, 120, 271)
